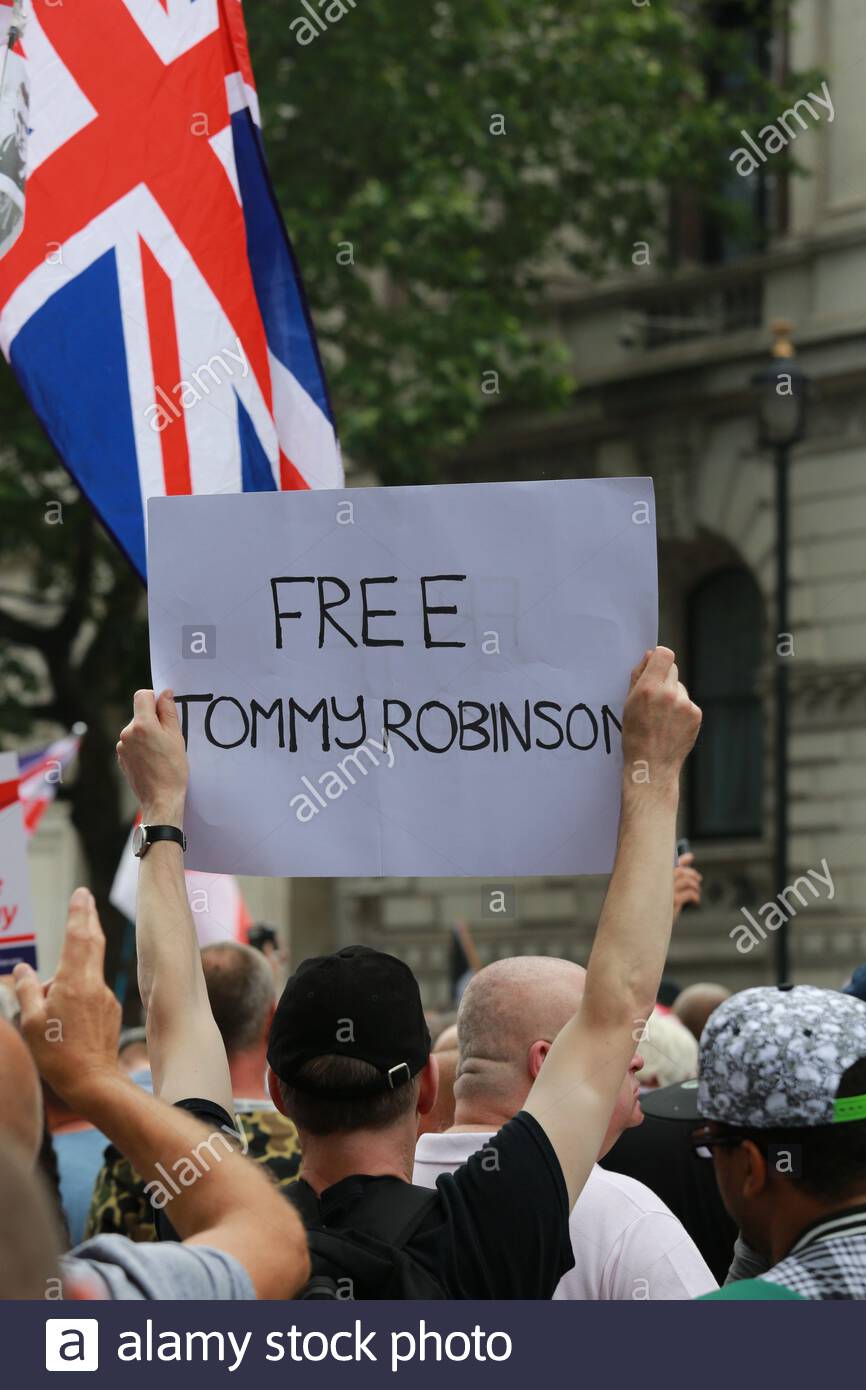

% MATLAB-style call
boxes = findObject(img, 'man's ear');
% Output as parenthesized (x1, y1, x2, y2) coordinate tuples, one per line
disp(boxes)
(527, 1040, 551, 1082)
(267, 1065, 288, 1116)
(416, 1054, 439, 1117)
(740, 1139, 769, 1199)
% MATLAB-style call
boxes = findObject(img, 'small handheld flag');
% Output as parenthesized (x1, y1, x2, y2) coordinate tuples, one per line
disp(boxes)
(18, 727, 82, 836)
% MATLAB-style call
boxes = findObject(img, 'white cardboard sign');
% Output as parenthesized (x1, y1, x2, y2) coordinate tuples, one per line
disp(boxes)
(147, 479, 657, 877)
(0, 751, 36, 969)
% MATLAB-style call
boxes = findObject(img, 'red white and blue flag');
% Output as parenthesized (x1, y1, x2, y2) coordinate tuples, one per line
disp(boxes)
(0, 733, 79, 972)
(18, 729, 81, 835)
(0, 0, 341, 578)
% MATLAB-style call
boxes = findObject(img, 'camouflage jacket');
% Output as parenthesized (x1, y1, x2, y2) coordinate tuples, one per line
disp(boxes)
(84, 1100, 302, 1243)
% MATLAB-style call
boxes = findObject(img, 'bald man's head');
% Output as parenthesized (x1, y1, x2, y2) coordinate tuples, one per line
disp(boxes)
(0, 1017, 43, 1164)
(455, 957, 585, 1110)
(672, 982, 731, 1041)
(418, 1025, 461, 1137)
(433, 1023, 458, 1055)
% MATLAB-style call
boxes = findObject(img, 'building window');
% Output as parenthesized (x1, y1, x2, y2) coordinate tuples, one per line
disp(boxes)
(670, 0, 778, 266)
(688, 567, 764, 838)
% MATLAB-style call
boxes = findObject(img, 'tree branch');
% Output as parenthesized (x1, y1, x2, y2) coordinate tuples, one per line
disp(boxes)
(79, 559, 144, 689)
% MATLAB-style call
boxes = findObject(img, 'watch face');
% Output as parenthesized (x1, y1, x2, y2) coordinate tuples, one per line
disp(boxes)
(132, 824, 146, 857)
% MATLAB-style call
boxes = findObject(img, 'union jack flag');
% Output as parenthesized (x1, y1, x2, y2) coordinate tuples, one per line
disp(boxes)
(0, 0, 341, 578)
(18, 729, 81, 835)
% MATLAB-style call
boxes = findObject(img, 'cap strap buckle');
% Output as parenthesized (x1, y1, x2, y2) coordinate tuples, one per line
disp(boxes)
(387, 1062, 410, 1090)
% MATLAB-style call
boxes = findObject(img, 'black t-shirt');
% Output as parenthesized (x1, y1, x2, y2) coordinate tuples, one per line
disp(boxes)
(599, 1111, 737, 1286)
(162, 1101, 573, 1300)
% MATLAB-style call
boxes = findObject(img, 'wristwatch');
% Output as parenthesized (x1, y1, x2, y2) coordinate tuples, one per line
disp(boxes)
(132, 823, 188, 858)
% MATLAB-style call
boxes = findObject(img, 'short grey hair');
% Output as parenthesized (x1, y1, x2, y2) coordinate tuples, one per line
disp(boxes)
(201, 941, 276, 1055)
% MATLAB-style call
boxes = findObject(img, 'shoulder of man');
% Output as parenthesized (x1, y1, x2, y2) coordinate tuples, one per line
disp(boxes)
(413, 1129, 492, 1182)
(585, 1164, 708, 1242)
(63, 1236, 255, 1301)
(234, 1106, 302, 1190)
(573, 1167, 716, 1299)
(583, 1162, 672, 1211)
(698, 1278, 806, 1300)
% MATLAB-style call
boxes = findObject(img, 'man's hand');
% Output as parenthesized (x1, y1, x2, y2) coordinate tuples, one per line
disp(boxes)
(18, 898, 308, 1299)
(117, 689, 188, 824)
(621, 647, 702, 798)
(674, 851, 702, 919)
(14, 887, 122, 1110)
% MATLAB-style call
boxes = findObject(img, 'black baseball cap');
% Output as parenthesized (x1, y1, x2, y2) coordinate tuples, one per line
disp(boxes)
(267, 945, 431, 1097)
(639, 1079, 701, 1122)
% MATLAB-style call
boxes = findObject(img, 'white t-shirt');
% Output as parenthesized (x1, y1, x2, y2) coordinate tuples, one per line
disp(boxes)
(414, 1130, 718, 1301)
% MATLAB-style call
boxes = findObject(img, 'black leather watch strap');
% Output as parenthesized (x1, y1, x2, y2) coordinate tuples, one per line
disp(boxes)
(137, 824, 187, 856)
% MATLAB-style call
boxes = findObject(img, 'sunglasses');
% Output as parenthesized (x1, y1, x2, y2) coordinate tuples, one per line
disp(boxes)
(689, 1126, 746, 1161)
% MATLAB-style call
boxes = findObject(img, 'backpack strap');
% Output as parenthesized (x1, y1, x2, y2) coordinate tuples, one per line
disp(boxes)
(337, 1180, 439, 1249)
(288, 1179, 324, 1229)
(290, 1176, 437, 1249)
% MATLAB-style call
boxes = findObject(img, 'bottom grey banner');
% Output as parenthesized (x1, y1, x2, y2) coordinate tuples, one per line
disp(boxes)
(0, 1299, 842, 1387)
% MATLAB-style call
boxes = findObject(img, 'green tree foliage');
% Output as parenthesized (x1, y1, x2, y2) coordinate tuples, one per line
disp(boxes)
(253, 0, 809, 482)
(0, 0, 811, 987)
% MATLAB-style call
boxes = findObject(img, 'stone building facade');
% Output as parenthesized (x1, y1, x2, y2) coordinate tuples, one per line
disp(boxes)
(317, 0, 866, 1005)
(30, 1, 866, 1004)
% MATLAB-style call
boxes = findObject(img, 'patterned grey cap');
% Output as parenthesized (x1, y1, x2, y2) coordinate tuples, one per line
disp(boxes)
(698, 985, 866, 1128)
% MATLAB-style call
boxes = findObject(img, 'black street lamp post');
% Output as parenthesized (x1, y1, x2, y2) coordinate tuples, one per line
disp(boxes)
(752, 320, 810, 986)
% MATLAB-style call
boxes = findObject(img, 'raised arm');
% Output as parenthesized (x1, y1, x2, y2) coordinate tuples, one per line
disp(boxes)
(116, 689, 232, 1113)
(14, 889, 309, 1299)
(524, 646, 701, 1208)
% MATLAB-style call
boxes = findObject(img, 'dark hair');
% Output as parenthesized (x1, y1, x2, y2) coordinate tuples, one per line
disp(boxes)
(720, 1059, 866, 1201)
(200, 942, 275, 1055)
(248, 923, 279, 953)
(277, 1055, 421, 1137)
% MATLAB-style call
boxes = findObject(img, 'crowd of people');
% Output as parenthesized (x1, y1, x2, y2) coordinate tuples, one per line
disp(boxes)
(2, 646, 866, 1300)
